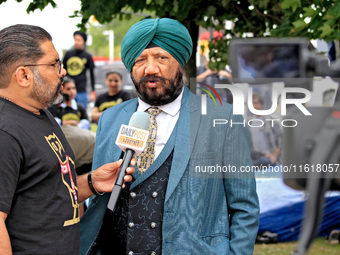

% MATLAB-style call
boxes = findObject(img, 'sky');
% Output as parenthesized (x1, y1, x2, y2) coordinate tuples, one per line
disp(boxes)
(0, 0, 83, 57)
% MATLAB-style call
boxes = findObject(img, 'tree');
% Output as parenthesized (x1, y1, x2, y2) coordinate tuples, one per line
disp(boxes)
(86, 14, 151, 58)
(3, 0, 340, 88)
(71, 0, 285, 86)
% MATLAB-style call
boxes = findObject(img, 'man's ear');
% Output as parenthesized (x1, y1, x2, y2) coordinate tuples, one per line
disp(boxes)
(15, 66, 32, 88)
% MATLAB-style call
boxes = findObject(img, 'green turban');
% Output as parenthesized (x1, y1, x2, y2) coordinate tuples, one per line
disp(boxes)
(121, 18, 193, 72)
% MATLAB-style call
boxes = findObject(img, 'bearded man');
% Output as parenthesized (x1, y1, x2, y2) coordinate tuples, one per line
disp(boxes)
(80, 18, 259, 255)
(0, 24, 134, 255)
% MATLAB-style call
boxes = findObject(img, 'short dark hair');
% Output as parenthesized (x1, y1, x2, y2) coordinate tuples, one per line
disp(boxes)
(63, 77, 76, 86)
(0, 24, 52, 88)
(106, 71, 122, 80)
(73, 31, 87, 43)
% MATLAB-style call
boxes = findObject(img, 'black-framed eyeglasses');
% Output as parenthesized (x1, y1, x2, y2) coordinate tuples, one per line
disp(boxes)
(23, 59, 62, 74)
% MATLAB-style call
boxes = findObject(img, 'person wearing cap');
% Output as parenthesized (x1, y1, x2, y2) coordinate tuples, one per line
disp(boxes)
(80, 18, 259, 255)
(63, 31, 96, 109)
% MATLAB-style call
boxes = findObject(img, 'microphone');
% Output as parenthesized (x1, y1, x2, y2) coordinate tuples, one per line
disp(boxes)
(107, 111, 150, 211)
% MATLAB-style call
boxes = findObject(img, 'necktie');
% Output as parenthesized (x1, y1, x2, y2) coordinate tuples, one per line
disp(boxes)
(136, 107, 162, 173)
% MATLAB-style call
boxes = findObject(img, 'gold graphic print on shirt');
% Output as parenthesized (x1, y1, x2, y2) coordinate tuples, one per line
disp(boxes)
(62, 112, 81, 122)
(66, 56, 86, 76)
(45, 133, 80, 227)
(99, 98, 123, 112)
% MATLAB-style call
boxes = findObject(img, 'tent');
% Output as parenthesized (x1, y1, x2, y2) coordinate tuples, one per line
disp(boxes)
(256, 175, 340, 242)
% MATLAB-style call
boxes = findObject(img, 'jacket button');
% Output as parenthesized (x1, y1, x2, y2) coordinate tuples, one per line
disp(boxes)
(151, 252, 156, 255)
(130, 192, 136, 198)
(150, 222, 157, 229)
(128, 222, 135, 228)
(152, 191, 158, 198)
(128, 251, 134, 255)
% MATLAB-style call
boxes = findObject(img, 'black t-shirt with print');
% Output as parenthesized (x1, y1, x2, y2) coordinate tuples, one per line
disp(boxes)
(63, 49, 95, 93)
(0, 98, 80, 255)
(48, 102, 88, 122)
(95, 90, 132, 112)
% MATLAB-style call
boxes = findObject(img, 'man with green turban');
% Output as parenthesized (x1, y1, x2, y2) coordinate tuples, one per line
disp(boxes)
(80, 18, 259, 255)
(121, 18, 192, 73)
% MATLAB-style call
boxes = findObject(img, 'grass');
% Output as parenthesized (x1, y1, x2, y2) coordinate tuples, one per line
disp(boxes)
(253, 238, 340, 255)
(90, 123, 98, 133)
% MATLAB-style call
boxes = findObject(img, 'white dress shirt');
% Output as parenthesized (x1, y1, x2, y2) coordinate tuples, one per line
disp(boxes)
(137, 87, 184, 160)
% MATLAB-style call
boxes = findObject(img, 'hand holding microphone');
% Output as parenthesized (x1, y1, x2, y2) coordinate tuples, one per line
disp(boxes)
(107, 111, 150, 211)
(91, 159, 136, 192)
(79, 159, 136, 203)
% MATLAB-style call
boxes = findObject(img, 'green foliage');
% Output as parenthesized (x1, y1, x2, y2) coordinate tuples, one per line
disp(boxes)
(5, 0, 340, 75)
(199, 0, 286, 70)
(281, 0, 301, 11)
(253, 237, 340, 255)
(26, 0, 56, 12)
(86, 13, 149, 58)
(0, 0, 56, 13)
(272, 0, 340, 41)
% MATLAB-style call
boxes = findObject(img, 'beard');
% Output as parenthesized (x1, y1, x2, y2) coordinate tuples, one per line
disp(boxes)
(30, 69, 63, 107)
(131, 67, 184, 106)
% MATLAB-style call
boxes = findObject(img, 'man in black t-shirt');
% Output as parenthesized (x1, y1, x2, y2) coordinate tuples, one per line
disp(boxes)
(0, 24, 135, 255)
(91, 71, 132, 123)
(63, 31, 96, 109)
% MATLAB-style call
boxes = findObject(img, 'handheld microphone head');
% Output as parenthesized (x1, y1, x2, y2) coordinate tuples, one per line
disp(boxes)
(128, 111, 150, 130)
(108, 111, 151, 212)
(115, 111, 150, 155)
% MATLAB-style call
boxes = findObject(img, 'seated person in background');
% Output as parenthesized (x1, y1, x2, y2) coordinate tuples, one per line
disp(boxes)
(197, 58, 232, 82)
(48, 78, 90, 130)
(47, 78, 95, 175)
(91, 71, 132, 123)
(61, 123, 95, 176)
(197, 57, 233, 103)
(248, 93, 282, 167)
(47, 78, 96, 215)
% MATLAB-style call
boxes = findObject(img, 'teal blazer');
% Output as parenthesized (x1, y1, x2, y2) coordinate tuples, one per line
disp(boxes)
(80, 86, 259, 255)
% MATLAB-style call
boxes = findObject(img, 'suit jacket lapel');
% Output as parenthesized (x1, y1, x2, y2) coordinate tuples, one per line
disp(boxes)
(112, 99, 140, 170)
(123, 87, 201, 198)
(165, 86, 201, 203)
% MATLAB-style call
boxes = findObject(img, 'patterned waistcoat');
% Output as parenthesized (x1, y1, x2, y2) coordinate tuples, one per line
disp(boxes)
(93, 126, 177, 255)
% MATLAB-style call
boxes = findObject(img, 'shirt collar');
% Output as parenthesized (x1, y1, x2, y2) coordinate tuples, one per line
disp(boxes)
(137, 86, 183, 116)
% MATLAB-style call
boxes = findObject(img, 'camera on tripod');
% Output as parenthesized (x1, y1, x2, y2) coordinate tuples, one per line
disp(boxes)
(229, 37, 340, 255)
(229, 37, 340, 189)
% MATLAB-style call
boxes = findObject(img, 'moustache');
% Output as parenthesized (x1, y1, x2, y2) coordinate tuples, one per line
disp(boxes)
(138, 75, 170, 86)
